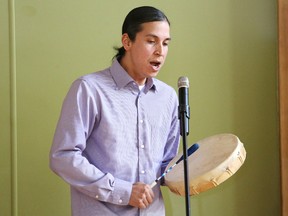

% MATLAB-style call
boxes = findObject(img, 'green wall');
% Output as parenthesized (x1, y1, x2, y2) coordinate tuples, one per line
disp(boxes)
(0, 0, 279, 215)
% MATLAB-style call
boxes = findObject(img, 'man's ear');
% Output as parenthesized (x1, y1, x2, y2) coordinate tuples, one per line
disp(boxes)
(122, 33, 132, 51)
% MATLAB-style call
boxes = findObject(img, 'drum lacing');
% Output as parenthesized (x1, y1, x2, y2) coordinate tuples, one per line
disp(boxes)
(225, 167, 233, 175)
(191, 187, 199, 195)
(237, 151, 244, 164)
(210, 178, 219, 186)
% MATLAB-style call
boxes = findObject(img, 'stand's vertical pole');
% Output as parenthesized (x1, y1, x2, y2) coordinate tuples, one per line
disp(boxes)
(178, 76, 191, 216)
(180, 114, 190, 216)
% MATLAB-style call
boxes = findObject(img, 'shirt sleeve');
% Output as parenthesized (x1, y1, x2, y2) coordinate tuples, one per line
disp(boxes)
(161, 90, 181, 184)
(49, 79, 132, 205)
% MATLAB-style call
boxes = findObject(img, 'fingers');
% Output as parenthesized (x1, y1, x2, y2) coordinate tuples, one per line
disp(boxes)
(140, 191, 152, 208)
(145, 189, 153, 204)
(128, 182, 155, 209)
(138, 185, 153, 208)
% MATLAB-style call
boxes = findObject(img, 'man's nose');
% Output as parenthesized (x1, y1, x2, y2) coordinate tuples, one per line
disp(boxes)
(155, 44, 163, 56)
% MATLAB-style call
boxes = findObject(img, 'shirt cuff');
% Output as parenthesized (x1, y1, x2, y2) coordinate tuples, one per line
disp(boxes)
(94, 176, 132, 206)
(111, 178, 133, 205)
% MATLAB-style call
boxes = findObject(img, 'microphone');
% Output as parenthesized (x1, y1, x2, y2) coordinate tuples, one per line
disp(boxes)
(178, 76, 190, 136)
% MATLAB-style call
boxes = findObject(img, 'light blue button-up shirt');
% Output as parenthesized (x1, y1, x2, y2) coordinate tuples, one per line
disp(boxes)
(50, 60, 180, 216)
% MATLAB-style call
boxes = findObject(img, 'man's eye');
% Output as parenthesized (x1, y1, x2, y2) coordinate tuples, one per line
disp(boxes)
(148, 40, 156, 44)
(163, 40, 170, 46)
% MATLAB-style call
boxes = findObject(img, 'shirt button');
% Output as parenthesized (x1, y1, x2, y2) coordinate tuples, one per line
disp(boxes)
(140, 144, 145, 149)
(141, 170, 146, 174)
(140, 120, 144, 123)
(118, 199, 123, 204)
(95, 195, 99, 199)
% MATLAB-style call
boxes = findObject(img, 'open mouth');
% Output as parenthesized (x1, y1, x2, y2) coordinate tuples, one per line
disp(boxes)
(150, 61, 161, 70)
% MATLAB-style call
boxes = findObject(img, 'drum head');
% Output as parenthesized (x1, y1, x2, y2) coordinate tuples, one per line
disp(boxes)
(164, 133, 246, 196)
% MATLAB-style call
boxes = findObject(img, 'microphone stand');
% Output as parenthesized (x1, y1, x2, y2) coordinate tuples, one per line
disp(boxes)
(179, 102, 190, 216)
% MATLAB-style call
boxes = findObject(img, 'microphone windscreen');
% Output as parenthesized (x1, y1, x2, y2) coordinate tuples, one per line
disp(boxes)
(178, 76, 189, 88)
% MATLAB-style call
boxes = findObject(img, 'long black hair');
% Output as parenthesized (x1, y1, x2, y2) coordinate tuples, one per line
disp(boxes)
(113, 6, 170, 61)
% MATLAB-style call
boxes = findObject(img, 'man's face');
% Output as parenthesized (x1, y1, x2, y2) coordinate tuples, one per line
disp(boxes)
(122, 21, 171, 85)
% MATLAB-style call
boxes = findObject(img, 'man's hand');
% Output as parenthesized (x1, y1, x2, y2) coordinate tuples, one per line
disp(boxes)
(128, 182, 154, 209)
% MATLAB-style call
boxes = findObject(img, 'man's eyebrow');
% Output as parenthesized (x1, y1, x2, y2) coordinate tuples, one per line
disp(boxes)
(145, 34, 172, 41)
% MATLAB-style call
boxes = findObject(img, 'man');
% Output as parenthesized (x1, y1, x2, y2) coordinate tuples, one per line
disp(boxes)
(50, 6, 180, 216)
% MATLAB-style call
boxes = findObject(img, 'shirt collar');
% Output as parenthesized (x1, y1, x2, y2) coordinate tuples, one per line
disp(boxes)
(110, 59, 157, 93)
